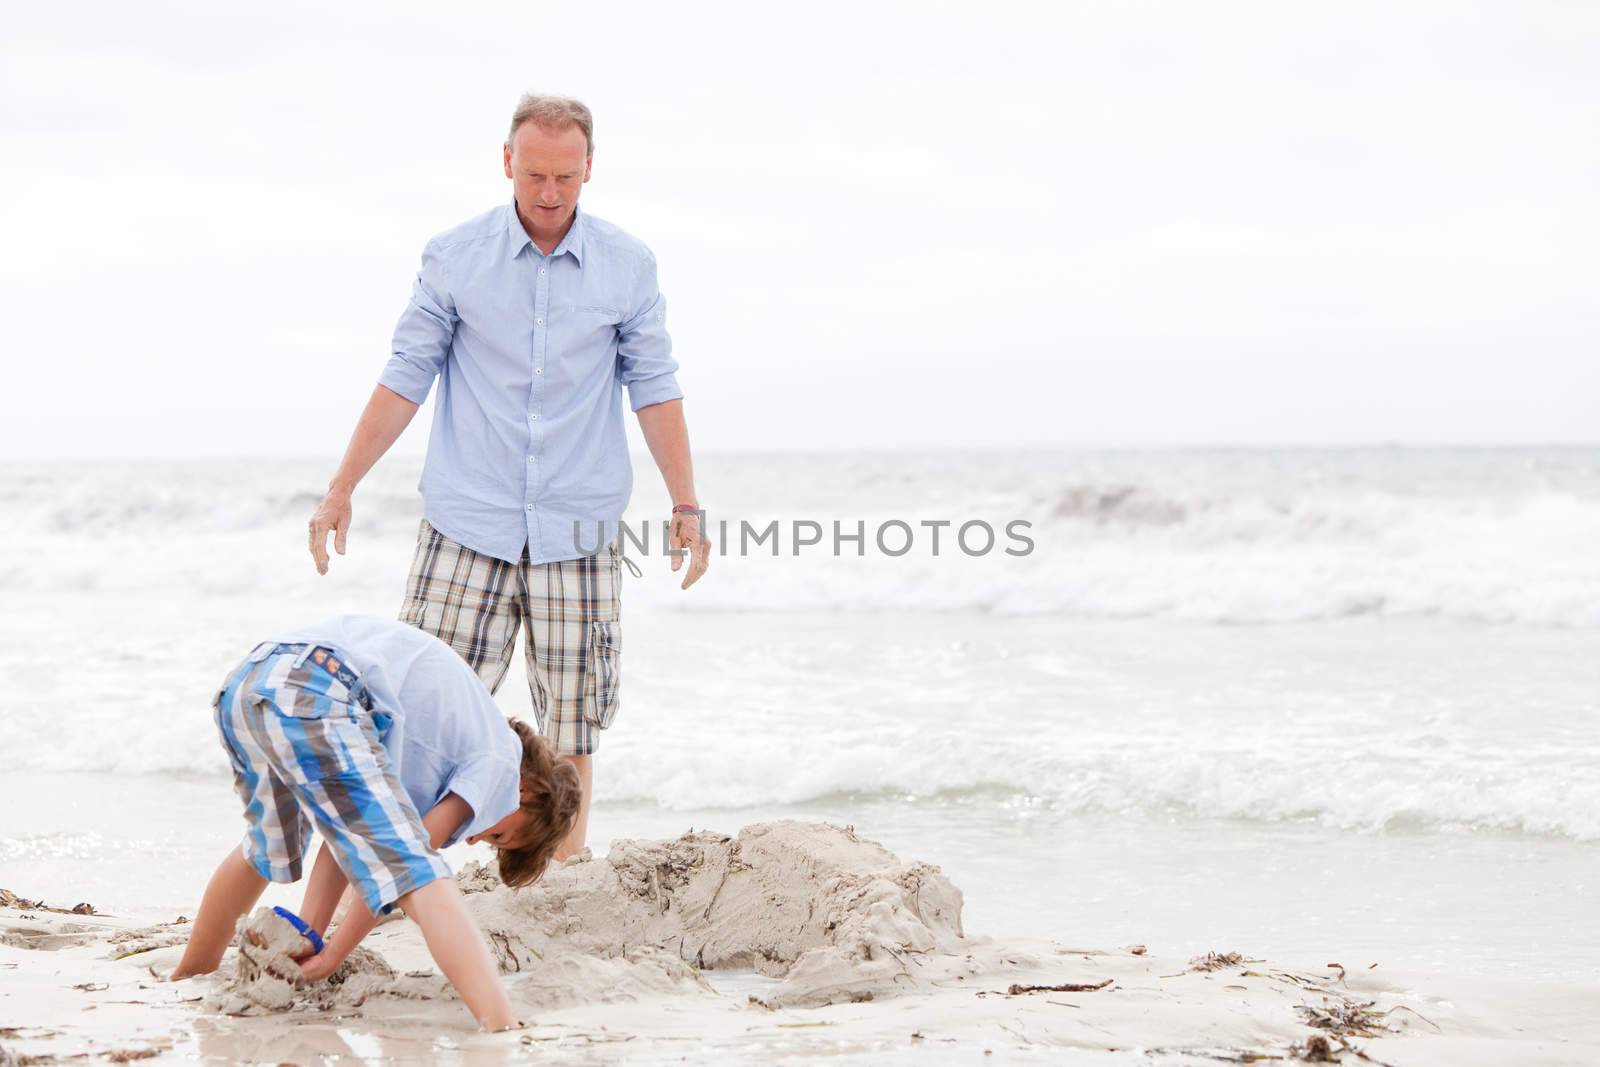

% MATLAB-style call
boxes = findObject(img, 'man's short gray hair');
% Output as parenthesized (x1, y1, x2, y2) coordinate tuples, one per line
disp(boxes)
(507, 94, 594, 157)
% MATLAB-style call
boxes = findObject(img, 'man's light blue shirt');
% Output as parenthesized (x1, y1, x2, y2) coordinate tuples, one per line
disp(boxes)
(379, 200, 682, 564)
(275, 615, 521, 849)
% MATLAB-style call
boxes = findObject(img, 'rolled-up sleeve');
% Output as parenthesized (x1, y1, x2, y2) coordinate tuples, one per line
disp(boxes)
(616, 252, 682, 411)
(439, 755, 516, 848)
(379, 237, 458, 405)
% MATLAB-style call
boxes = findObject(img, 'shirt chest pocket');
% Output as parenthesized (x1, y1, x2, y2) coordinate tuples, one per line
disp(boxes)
(565, 303, 622, 332)
(552, 305, 623, 375)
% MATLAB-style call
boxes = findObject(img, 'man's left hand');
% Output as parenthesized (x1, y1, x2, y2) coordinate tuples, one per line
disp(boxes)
(669, 510, 711, 590)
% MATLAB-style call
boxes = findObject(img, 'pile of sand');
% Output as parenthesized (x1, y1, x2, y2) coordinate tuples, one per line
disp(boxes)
(205, 908, 426, 1015)
(464, 820, 974, 1008)
(198, 821, 977, 1015)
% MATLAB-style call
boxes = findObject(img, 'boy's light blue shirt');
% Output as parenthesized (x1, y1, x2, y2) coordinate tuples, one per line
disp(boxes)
(276, 615, 520, 848)
(378, 199, 682, 566)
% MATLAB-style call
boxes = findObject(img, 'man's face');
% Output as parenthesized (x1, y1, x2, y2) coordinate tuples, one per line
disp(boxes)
(503, 122, 592, 230)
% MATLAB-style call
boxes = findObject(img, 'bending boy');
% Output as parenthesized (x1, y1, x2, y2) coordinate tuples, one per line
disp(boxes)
(169, 615, 581, 1030)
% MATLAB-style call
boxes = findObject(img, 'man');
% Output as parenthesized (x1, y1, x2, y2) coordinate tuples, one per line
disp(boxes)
(307, 94, 708, 861)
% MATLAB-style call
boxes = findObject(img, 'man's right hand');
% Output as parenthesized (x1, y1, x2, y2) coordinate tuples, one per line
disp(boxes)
(305, 386, 421, 574)
(308, 489, 353, 575)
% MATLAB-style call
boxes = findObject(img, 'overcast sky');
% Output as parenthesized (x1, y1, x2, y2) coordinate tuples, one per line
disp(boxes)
(3, 1, 1596, 459)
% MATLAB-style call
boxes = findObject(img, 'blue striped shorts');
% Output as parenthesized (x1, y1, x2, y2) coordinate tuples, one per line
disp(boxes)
(211, 641, 451, 917)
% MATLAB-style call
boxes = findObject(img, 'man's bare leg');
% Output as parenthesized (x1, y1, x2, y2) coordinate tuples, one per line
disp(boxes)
(553, 754, 592, 860)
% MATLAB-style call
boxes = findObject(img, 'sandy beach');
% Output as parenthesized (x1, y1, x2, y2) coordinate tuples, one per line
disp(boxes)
(5, 453, 1599, 1063)
(4, 820, 1596, 1066)
(7, 0, 1600, 1054)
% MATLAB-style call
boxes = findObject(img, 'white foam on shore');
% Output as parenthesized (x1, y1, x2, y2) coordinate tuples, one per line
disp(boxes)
(7, 449, 1600, 624)
(4, 452, 1597, 842)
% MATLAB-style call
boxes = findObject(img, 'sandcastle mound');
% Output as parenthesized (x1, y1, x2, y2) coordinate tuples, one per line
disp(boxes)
(196, 821, 974, 1014)
(463, 819, 969, 1007)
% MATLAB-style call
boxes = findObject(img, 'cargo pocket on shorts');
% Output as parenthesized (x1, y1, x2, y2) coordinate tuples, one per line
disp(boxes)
(246, 671, 361, 780)
(255, 701, 361, 781)
(585, 619, 622, 729)
(257, 655, 357, 721)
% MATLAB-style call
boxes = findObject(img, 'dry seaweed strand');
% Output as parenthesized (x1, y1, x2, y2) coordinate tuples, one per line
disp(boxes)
(1296, 1000, 1395, 1040)
(1375, 1004, 1440, 1033)
(1329, 1035, 1398, 1067)
(1144, 1048, 1285, 1063)
(1161, 950, 1256, 978)
(1290, 998, 1404, 1066)
(1151, 950, 1408, 1066)
(1242, 968, 1339, 990)
(0, 889, 98, 917)
(1289, 1035, 1337, 1063)
(1147, 1031, 1398, 1065)
(1191, 951, 1246, 971)
(1006, 978, 1113, 995)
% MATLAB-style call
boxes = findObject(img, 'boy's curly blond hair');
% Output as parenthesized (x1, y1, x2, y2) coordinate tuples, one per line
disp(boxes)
(497, 718, 583, 887)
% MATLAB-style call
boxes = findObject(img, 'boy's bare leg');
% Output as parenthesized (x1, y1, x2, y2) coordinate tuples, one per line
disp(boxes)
(552, 754, 592, 861)
(398, 878, 517, 1030)
(169, 847, 269, 979)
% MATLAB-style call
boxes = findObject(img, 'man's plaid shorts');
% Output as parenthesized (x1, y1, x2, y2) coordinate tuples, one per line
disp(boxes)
(398, 519, 623, 757)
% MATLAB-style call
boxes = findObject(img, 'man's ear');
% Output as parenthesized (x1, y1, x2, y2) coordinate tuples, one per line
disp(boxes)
(582, 155, 592, 183)
(503, 144, 514, 180)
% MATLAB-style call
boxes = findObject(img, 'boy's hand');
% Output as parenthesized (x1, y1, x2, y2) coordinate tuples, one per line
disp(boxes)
(285, 933, 319, 961)
(296, 949, 341, 984)
(287, 932, 336, 982)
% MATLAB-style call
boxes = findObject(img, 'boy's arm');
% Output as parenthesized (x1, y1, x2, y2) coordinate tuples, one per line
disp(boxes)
(300, 890, 385, 981)
(420, 792, 474, 850)
(400, 877, 517, 1029)
(298, 843, 349, 934)
(301, 791, 472, 934)
(297, 793, 474, 982)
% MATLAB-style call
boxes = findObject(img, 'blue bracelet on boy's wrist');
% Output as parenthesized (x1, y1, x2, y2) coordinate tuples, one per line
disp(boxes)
(271, 906, 325, 956)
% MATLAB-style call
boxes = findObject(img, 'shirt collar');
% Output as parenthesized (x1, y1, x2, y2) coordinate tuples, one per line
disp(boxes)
(506, 198, 586, 265)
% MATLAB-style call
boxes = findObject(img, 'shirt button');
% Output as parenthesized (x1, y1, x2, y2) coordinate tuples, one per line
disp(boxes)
(526, 504, 534, 511)
(540, 268, 546, 276)
(535, 368, 543, 375)
(536, 317, 544, 325)
(529, 456, 536, 463)
(531, 414, 539, 421)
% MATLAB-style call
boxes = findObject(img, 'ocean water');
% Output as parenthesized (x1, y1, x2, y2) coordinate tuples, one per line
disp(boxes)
(1, 450, 1596, 986)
